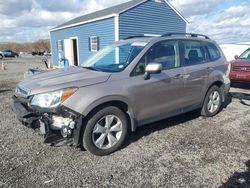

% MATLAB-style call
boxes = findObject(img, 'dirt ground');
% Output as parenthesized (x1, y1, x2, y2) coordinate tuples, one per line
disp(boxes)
(0, 55, 249, 188)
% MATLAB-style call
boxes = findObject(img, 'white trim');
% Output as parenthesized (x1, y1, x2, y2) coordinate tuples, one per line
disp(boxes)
(114, 15, 119, 41)
(49, 14, 117, 32)
(163, 0, 189, 24)
(48, 31, 53, 65)
(64, 37, 80, 66)
(70, 36, 80, 66)
(89, 36, 99, 52)
(64, 39, 72, 66)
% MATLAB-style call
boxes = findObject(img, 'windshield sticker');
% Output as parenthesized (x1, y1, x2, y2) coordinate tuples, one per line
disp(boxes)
(118, 65, 124, 69)
(131, 42, 148, 47)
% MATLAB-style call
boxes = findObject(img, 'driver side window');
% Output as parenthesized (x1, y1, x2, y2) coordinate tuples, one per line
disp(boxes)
(133, 40, 180, 76)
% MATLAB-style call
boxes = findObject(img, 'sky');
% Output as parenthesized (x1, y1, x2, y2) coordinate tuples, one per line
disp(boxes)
(0, 0, 249, 44)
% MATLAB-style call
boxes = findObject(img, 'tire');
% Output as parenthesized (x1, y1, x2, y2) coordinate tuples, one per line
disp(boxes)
(0, 55, 3, 59)
(83, 106, 128, 156)
(201, 85, 222, 117)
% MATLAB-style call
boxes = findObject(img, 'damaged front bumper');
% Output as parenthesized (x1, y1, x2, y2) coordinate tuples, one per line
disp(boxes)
(11, 95, 83, 147)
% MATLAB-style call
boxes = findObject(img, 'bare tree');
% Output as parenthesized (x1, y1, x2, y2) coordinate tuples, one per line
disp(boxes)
(0, 39, 51, 53)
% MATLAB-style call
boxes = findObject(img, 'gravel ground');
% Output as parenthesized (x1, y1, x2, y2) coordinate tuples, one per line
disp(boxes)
(0, 55, 249, 188)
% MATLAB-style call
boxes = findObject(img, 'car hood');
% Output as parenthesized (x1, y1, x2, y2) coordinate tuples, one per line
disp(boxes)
(231, 59, 250, 67)
(17, 67, 111, 96)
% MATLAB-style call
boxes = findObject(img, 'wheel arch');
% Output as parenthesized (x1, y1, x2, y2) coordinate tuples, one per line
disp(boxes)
(82, 96, 137, 132)
(205, 80, 225, 102)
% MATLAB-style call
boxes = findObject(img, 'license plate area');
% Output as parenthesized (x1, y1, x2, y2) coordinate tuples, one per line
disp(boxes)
(236, 74, 246, 79)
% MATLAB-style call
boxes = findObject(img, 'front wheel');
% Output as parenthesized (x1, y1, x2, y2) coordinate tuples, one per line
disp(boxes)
(201, 85, 222, 117)
(0, 55, 3, 59)
(83, 106, 128, 156)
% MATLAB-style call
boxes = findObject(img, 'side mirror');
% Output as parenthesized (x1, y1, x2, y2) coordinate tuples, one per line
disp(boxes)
(234, 55, 239, 59)
(144, 63, 162, 80)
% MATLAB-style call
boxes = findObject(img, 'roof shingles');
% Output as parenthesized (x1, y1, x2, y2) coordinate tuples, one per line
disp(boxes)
(52, 0, 144, 30)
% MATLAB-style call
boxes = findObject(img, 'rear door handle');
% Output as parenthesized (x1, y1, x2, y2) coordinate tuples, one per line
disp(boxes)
(174, 74, 184, 79)
(206, 67, 214, 71)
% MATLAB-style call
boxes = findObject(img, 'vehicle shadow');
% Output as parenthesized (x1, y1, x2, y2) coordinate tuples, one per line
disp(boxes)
(222, 94, 232, 109)
(123, 109, 201, 148)
(229, 92, 250, 106)
(219, 160, 250, 188)
(230, 83, 250, 106)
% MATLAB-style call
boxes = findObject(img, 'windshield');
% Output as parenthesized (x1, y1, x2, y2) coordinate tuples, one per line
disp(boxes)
(239, 48, 250, 59)
(81, 42, 147, 72)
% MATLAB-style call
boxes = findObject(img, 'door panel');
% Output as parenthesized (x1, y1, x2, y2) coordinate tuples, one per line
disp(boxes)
(128, 40, 186, 124)
(183, 64, 209, 106)
(128, 68, 185, 124)
(180, 40, 210, 107)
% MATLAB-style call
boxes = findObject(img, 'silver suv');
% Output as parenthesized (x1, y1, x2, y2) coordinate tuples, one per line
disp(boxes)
(12, 33, 230, 156)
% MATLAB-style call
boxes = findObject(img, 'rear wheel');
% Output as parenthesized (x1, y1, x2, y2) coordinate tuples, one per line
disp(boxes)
(83, 106, 128, 156)
(201, 85, 222, 117)
(0, 55, 3, 59)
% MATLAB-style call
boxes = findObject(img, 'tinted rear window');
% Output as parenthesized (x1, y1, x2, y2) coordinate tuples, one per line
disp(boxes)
(206, 43, 221, 61)
(182, 40, 208, 66)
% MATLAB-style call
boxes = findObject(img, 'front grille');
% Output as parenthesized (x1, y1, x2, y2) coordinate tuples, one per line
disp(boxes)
(232, 66, 250, 72)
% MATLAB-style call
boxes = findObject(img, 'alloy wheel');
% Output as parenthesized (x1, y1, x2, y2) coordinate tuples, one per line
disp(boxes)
(207, 91, 220, 113)
(92, 115, 123, 150)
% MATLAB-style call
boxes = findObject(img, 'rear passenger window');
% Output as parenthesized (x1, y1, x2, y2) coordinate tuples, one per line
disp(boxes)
(206, 43, 221, 61)
(182, 41, 207, 66)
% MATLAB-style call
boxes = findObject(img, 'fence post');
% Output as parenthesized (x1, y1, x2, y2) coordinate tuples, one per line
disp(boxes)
(1, 62, 6, 70)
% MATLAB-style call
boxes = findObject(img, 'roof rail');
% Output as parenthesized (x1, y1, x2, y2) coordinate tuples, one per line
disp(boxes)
(162, 33, 210, 39)
(124, 35, 147, 39)
(124, 34, 160, 40)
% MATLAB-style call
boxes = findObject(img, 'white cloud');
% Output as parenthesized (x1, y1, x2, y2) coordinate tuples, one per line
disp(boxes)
(185, 4, 250, 44)
(0, 0, 32, 16)
(0, 0, 129, 42)
(0, 0, 250, 44)
(36, 0, 83, 12)
(169, 0, 224, 16)
(83, 0, 128, 14)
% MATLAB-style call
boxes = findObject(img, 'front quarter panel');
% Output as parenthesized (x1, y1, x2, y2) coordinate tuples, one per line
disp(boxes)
(62, 80, 134, 117)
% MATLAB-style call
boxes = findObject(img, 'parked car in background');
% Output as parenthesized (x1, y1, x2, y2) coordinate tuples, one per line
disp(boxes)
(44, 52, 52, 56)
(32, 51, 46, 56)
(11, 33, 230, 156)
(3, 50, 19, 58)
(229, 48, 250, 83)
(0, 51, 4, 59)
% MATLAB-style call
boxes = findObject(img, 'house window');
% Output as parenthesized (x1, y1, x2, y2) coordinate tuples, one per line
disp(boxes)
(57, 40, 63, 51)
(89, 36, 99, 52)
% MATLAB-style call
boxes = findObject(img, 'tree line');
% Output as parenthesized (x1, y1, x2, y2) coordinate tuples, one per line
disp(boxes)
(0, 39, 51, 53)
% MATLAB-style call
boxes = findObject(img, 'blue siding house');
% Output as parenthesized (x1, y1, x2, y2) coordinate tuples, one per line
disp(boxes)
(50, 0, 187, 67)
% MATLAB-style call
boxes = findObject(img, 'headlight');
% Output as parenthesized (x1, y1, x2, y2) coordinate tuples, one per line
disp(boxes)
(30, 88, 77, 108)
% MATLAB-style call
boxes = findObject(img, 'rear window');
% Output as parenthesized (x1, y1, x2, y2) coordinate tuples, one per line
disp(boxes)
(182, 40, 208, 66)
(206, 43, 221, 61)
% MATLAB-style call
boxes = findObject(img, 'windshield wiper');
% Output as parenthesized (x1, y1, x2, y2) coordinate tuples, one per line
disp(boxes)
(82, 66, 98, 71)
